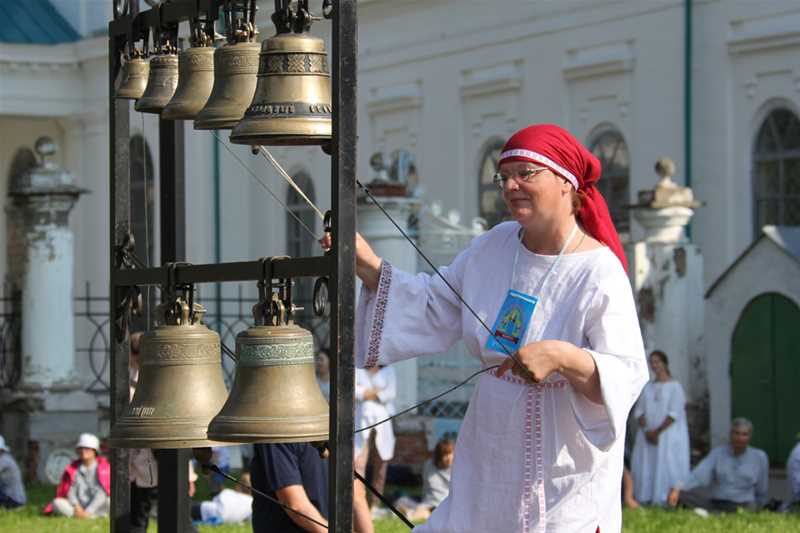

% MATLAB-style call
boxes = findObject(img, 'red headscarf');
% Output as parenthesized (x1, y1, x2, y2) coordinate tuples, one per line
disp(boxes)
(498, 124, 628, 272)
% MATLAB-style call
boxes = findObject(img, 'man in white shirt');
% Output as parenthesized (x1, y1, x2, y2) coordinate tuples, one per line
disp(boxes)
(781, 440, 800, 512)
(668, 418, 769, 512)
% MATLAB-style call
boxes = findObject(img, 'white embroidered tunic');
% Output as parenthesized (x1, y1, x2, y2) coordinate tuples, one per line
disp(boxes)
(355, 222, 648, 533)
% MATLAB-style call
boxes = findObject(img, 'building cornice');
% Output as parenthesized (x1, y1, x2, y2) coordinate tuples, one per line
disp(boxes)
(728, 11, 800, 55)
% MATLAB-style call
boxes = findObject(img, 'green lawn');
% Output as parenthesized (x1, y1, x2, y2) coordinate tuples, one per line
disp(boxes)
(2, 482, 798, 532)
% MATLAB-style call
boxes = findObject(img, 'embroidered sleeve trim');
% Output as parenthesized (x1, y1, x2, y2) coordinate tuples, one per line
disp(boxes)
(365, 261, 393, 368)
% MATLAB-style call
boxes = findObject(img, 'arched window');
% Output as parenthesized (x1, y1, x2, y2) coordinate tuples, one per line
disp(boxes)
(129, 135, 155, 331)
(286, 173, 316, 316)
(589, 128, 630, 234)
(478, 139, 507, 228)
(752, 108, 800, 235)
(130, 135, 155, 266)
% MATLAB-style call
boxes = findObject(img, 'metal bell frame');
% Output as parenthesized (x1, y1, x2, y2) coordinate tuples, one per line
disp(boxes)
(109, 0, 358, 530)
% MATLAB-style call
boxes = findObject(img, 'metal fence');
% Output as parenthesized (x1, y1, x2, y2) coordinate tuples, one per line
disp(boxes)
(0, 285, 21, 389)
(0, 281, 329, 395)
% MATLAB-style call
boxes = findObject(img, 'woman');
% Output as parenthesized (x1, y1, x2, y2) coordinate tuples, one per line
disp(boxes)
(332, 124, 647, 532)
(397, 436, 455, 521)
(44, 433, 111, 518)
(354, 365, 396, 516)
(631, 350, 690, 506)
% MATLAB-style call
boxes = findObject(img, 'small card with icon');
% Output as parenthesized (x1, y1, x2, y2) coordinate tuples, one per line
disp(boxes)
(485, 289, 538, 354)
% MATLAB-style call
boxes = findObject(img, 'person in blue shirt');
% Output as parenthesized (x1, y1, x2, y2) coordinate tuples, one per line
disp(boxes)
(251, 443, 328, 533)
(0, 435, 26, 509)
(668, 418, 769, 512)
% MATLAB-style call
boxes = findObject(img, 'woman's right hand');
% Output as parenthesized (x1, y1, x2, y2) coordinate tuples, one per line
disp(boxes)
(320, 231, 383, 291)
(638, 415, 646, 428)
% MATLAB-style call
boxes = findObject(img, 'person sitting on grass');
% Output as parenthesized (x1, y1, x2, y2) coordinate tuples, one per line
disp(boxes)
(191, 471, 253, 525)
(396, 436, 454, 521)
(44, 433, 111, 518)
(668, 418, 768, 513)
(0, 435, 26, 509)
(780, 438, 800, 512)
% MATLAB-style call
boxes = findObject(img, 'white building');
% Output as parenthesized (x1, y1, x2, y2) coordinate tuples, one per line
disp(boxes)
(1, 0, 799, 473)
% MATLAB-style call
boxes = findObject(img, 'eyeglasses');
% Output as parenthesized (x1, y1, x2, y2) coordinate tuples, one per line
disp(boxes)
(492, 166, 548, 189)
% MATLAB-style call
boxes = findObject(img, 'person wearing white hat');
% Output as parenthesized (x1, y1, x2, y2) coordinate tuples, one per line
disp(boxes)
(45, 432, 111, 518)
(0, 435, 26, 508)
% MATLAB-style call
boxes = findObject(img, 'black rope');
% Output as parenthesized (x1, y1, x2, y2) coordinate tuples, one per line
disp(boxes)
(354, 470, 415, 529)
(356, 180, 527, 372)
(354, 364, 499, 434)
(204, 463, 329, 529)
(206, 462, 418, 530)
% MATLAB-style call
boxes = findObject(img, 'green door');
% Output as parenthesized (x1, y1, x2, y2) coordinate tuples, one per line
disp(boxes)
(731, 292, 800, 465)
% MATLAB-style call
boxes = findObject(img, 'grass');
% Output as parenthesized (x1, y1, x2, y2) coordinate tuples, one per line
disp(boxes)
(2, 481, 798, 532)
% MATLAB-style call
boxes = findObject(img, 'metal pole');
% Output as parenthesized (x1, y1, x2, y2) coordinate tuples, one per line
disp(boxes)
(109, 31, 132, 533)
(330, 1, 357, 531)
(157, 117, 191, 533)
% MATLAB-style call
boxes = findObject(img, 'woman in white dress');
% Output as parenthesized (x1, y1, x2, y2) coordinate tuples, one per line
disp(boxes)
(631, 350, 690, 506)
(324, 124, 648, 532)
(354, 365, 397, 514)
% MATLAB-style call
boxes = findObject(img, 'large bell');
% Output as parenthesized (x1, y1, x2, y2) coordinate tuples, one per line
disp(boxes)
(229, 32, 331, 146)
(194, 41, 260, 130)
(115, 56, 149, 100)
(108, 298, 230, 448)
(207, 306, 328, 443)
(135, 53, 179, 114)
(162, 46, 215, 120)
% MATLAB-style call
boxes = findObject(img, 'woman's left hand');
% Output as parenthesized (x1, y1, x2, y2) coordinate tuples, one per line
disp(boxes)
(496, 340, 567, 384)
(645, 429, 660, 445)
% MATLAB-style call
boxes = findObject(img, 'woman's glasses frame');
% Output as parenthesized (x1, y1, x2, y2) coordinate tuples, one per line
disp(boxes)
(492, 166, 549, 189)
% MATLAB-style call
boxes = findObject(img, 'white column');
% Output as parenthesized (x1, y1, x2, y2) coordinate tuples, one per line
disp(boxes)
(358, 195, 420, 411)
(630, 159, 705, 403)
(10, 138, 86, 390)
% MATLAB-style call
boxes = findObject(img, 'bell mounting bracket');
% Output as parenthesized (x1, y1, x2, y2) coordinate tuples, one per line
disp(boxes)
(272, 0, 318, 34)
(223, 0, 258, 44)
(253, 257, 303, 327)
(161, 262, 201, 325)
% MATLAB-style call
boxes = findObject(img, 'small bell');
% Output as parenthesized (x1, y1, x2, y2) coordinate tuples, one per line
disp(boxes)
(115, 55, 149, 100)
(208, 294, 329, 443)
(161, 46, 215, 120)
(229, 31, 331, 146)
(108, 298, 230, 449)
(135, 51, 179, 114)
(193, 41, 260, 130)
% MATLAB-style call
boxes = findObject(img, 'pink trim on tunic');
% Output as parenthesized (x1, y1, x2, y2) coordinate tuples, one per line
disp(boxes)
(366, 261, 393, 368)
(488, 368, 568, 531)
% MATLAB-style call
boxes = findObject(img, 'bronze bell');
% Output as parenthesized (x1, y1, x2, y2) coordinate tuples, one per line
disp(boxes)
(162, 46, 215, 120)
(229, 32, 331, 146)
(194, 41, 260, 130)
(207, 296, 329, 443)
(108, 298, 230, 449)
(115, 55, 149, 100)
(135, 53, 179, 114)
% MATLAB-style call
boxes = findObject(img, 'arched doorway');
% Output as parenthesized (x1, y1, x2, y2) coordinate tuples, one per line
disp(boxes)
(731, 292, 800, 464)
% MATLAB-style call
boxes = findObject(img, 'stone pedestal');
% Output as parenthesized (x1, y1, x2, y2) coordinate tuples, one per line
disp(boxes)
(358, 189, 421, 411)
(629, 158, 707, 444)
(1, 138, 95, 483)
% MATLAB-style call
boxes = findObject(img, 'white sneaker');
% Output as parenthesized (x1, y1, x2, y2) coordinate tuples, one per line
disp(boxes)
(693, 507, 710, 518)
